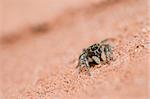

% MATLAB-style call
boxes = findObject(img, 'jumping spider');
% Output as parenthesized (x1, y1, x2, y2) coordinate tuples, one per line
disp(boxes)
(76, 39, 114, 76)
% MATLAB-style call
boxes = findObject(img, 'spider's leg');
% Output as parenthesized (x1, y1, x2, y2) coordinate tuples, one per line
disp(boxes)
(101, 50, 107, 64)
(104, 45, 113, 63)
(108, 46, 114, 61)
(85, 60, 91, 76)
(100, 39, 108, 44)
(100, 38, 115, 44)
(108, 45, 114, 60)
(76, 61, 82, 74)
(105, 47, 109, 63)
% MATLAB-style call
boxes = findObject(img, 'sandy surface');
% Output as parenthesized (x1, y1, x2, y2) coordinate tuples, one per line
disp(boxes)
(0, 0, 150, 99)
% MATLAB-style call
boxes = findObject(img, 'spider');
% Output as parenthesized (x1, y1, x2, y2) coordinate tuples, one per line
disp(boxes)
(76, 39, 114, 76)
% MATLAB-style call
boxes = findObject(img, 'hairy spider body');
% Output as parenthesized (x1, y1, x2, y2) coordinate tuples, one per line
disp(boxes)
(77, 39, 113, 76)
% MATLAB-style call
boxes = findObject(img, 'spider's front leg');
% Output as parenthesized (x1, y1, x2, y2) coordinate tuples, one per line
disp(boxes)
(77, 58, 91, 76)
(85, 59, 91, 76)
(77, 53, 92, 76)
(76, 60, 82, 74)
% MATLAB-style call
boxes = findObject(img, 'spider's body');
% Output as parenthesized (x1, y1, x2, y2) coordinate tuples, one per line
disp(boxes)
(77, 39, 113, 76)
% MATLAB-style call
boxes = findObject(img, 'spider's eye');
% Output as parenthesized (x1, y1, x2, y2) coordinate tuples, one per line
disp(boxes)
(91, 45, 98, 51)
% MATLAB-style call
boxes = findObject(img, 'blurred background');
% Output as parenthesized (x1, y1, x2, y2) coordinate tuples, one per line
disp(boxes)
(0, 0, 148, 99)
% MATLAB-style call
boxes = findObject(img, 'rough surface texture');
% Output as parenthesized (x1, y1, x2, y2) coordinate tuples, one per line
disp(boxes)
(0, 0, 149, 99)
